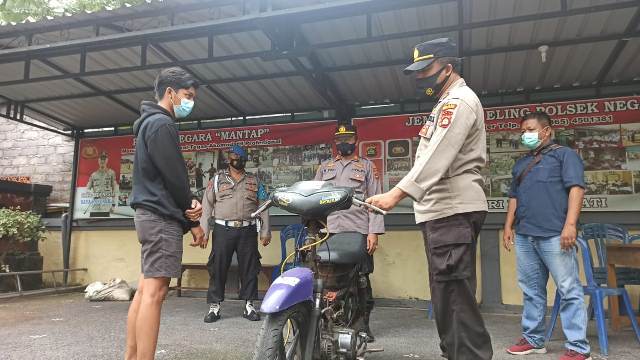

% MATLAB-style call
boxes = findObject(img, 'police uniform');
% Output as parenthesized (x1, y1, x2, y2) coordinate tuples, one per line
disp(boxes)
(398, 38, 492, 359)
(87, 152, 118, 216)
(200, 153, 271, 313)
(314, 124, 385, 340)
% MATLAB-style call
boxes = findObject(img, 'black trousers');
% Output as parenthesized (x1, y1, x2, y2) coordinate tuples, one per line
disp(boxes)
(420, 211, 493, 360)
(358, 235, 375, 314)
(207, 224, 261, 303)
(329, 233, 375, 313)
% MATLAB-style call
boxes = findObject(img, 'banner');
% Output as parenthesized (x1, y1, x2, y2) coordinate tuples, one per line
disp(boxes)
(73, 121, 337, 219)
(354, 96, 640, 213)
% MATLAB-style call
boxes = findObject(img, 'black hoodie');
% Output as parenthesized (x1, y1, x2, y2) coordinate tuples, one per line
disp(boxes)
(130, 101, 198, 232)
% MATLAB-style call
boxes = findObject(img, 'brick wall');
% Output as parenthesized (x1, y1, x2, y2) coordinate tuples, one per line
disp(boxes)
(0, 118, 74, 203)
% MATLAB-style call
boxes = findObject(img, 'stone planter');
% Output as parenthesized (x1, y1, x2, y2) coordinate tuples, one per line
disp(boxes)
(0, 239, 43, 292)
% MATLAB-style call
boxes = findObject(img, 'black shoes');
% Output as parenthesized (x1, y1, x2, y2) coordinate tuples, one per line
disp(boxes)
(204, 301, 261, 322)
(204, 303, 221, 323)
(243, 301, 261, 321)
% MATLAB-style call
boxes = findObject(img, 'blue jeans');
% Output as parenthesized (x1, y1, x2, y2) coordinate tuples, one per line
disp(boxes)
(515, 234, 590, 354)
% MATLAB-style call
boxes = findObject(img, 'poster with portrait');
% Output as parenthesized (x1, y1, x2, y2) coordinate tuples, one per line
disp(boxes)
(355, 96, 640, 213)
(73, 121, 337, 219)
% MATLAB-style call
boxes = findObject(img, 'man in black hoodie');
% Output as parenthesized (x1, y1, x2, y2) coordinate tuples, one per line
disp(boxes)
(126, 67, 205, 360)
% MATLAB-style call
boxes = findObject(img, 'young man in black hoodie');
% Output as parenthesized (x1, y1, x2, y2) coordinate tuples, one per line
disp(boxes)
(126, 67, 206, 360)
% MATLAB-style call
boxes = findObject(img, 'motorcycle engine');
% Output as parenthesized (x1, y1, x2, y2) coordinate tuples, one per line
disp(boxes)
(336, 328, 358, 359)
(320, 327, 358, 360)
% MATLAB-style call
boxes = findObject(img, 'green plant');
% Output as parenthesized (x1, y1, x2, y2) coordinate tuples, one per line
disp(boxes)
(0, 207, 46, 264)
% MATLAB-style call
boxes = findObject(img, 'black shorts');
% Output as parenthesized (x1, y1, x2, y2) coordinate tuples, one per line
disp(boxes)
(134, 207, 183, 279)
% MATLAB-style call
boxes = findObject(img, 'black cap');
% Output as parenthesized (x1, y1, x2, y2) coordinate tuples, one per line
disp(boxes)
(403, 38, 458, 75)
(334, 124, 357, 137)
(99, 151, 108, 159)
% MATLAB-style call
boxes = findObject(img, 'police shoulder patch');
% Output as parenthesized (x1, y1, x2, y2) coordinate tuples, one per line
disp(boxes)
(438, 102, 458, 129)
(442, 102, 457, 111)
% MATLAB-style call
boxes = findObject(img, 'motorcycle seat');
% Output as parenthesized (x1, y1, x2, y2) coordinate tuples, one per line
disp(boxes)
(317, 232, 366, 265)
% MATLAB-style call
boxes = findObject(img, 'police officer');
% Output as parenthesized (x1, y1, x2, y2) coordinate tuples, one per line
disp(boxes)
(200, 145, 271, 322)
(87, 151, 118, 217)
(314, 124, 385, 341)
(366, 38, 493, 359)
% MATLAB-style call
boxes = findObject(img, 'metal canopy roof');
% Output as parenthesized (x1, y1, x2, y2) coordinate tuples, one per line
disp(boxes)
(0, 0, 639, 133)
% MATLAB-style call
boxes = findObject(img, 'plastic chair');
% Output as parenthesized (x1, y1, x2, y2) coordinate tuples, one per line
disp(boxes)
(271, 224, 308, 282)
(545, 237, 640, 356)
(580, 224, 640, 317)
(625, 233, 640, 244)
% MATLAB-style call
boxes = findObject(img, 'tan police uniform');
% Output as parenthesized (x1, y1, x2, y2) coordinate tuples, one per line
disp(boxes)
(200, 169, 271, 304)
(396, 77, 488, 222)
(87, 168, 118, 215)
(315, 155, 385, 237)
(314, 124, 385, 340)
(398, 37, 492, 360)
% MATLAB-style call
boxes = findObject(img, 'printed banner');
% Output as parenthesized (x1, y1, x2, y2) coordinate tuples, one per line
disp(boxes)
(73, 121, 337, 219)
(354, 96, 640, 213)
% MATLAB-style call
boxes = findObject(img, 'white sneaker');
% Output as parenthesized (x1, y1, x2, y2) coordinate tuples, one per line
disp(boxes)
(243, 301, 260, 321)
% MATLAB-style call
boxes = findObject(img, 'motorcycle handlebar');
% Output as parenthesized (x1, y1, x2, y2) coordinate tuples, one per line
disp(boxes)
(250, 199, 272, 219)
(250, 195, 388, 218)
(352, 198, 388, 216)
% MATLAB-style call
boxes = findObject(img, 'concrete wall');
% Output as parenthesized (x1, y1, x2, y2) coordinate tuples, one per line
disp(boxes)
(0, 118, 74, 203)
(40, 230, 435, 300)
(39, 228, 639, 306)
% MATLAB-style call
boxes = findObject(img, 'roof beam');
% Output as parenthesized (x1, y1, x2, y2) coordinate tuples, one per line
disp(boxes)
(0, 49, 273, 87)
(464, 30, 640, 57)
(0, 94, 75, 133)
(0, 0, 635, 85)
(0, 0, 449, 62)
(20, 25, 640, 104)
(260, 21, 348, 114)
(38, 58, 140, 115)
(77, 79, 640, 131)
(0, 113, 73, 137)
(135, 32, 244, 116)
(25, 71, 303, 103)
(7, 23, 640, 90)
(104, 22, 246, 116)
(594, 7, 640, 84)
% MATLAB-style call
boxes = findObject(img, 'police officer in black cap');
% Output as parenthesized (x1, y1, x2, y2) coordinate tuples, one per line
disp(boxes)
(314, 124, 385, 342)
(367, 38, 493, 359)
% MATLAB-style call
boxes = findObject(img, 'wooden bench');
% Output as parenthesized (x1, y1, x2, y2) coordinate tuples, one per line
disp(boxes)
(175, 262, 277, 297)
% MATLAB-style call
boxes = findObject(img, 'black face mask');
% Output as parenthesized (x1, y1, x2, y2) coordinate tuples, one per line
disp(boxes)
(416, 65, 450, 99)
(230, 158, 246, 170)
(336, 142, 356, 156)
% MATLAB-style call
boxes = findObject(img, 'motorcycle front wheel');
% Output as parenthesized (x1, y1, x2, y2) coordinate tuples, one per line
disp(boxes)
(252, 302, 311, 360)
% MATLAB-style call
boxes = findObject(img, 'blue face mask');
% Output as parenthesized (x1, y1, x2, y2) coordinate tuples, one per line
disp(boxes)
(521, 132, 542, 150)
(172, 94, 194, 119)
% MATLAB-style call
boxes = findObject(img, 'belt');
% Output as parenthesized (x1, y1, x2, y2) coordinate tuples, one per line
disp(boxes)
(215, 219, 256, 228)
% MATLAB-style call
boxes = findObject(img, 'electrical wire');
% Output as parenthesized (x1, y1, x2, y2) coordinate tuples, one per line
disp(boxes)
(280, 220, 329, 276)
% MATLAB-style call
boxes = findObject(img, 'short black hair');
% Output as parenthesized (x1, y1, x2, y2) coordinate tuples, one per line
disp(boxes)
(522, 111, 552, 128)
(154, 67, 200, 101)
(436, 57, 462, 74)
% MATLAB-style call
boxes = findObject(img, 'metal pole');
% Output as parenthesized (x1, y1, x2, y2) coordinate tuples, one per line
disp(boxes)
(63, 130, 81, 285)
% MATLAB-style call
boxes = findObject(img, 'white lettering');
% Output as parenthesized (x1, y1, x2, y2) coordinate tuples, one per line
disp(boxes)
(582, 197, 608, 209)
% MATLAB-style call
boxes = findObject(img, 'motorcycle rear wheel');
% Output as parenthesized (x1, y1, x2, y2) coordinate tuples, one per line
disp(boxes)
(252, 302, 312, 360)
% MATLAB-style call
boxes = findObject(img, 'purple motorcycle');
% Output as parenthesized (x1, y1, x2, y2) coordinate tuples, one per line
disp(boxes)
(250, 181, 386, 360)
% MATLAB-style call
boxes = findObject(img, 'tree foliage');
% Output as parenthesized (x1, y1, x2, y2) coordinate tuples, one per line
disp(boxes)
(0, 0, 146, 25)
